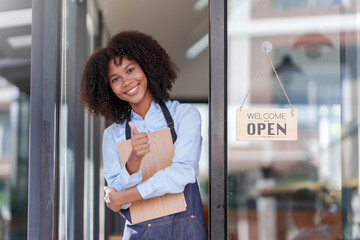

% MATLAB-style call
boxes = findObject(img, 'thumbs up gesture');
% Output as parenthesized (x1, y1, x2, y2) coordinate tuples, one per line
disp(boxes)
(126, 122, 150, 174)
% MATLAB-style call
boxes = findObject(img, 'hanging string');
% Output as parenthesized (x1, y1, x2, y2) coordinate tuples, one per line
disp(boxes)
(239, 53, 267, 110)
(264, 51, 294, 114)
(239, 45, 294, 115)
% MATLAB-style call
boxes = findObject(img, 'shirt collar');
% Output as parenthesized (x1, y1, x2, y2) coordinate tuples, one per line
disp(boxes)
(130, 101, 161, 120)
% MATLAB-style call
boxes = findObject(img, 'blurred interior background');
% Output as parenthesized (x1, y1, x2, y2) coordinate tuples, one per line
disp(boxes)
(0, 1, 31, 239)
(1, 0, 360, 239)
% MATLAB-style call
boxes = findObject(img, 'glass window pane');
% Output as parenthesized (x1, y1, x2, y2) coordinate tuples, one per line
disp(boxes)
(227, 1, 359, 239)
(0, 77, 29, 239)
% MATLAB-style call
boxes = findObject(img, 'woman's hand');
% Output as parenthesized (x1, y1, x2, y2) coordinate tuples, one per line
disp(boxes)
(104, 186, 143, 212)
(104, 186, 122, 212)
(126, 122, 150, 174)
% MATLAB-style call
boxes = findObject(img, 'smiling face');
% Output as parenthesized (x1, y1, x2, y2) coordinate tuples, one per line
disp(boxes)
(108, 56, 154, 118)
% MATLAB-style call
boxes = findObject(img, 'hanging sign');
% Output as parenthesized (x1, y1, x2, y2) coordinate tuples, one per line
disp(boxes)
(236, 41, 298, 141)
(237, 108, 297, 141)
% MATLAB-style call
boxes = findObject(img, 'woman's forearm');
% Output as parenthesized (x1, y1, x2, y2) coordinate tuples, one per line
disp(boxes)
(125, 152, 142, 175)
(105, 185, 144, 212)
(114, 186, 143, 206)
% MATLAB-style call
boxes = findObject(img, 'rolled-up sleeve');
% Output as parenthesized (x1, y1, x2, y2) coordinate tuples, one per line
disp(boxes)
(137, 105, 202, 199)
(102, 128, 143, 192)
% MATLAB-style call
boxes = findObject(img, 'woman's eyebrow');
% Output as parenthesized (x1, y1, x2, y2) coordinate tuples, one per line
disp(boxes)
(124, 63, 134, 69)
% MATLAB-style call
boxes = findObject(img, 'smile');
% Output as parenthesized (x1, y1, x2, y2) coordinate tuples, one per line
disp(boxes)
(125, 84, 139, 95)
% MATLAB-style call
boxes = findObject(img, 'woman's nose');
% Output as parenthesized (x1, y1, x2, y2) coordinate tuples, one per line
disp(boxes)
(121, 77, 133, 87)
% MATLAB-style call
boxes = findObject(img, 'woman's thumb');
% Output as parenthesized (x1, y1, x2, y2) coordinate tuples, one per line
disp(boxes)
(128, 121, 139, 135)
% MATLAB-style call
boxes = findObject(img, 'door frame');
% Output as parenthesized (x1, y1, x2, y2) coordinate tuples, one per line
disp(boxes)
(209, 1, 228, 239)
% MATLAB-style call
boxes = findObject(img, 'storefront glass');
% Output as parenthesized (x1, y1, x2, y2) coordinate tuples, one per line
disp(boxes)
(0, 78, 29, 239)
(227, 1, 359, 239)
(58, 1, 89, 239)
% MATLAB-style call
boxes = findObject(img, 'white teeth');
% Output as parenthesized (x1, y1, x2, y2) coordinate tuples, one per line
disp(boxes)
(127, 85, 138, 94)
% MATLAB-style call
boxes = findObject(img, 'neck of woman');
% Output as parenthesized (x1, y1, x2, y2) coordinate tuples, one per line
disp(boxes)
(130, 91, 155, 119)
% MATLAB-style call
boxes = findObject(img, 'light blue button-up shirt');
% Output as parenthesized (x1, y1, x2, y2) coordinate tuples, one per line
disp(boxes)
(102, 100, 202, 209)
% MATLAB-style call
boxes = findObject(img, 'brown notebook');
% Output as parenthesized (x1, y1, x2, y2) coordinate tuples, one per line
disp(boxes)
(117, 127, 186, 224)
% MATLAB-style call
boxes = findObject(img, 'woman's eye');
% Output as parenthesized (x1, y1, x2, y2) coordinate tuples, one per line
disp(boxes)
(112, 77, 119, 83)
(127, 68, 135, 73)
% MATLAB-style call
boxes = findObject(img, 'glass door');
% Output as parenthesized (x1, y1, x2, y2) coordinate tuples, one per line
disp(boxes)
(227, 0, 359, 239)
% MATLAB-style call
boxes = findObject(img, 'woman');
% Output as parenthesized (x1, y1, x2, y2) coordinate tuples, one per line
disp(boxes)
(80, 31, 207, 239)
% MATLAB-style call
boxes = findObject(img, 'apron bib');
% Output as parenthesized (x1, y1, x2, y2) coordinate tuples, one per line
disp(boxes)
(120, 100, 207, 240)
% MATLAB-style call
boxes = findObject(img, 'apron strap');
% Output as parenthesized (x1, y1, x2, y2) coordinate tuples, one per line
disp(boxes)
(125, 100, 177, 143)
(158, 100, 177, 143)
(125, 116, 132, 140)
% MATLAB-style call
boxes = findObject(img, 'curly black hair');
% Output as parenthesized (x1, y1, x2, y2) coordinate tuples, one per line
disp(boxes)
(80, 31, 178, 123)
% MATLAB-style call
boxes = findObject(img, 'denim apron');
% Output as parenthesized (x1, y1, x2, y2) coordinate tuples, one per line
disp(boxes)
(120, 100, 208, 240)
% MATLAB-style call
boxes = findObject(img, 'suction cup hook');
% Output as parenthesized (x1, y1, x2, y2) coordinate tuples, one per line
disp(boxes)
(261, 41, 273, 53)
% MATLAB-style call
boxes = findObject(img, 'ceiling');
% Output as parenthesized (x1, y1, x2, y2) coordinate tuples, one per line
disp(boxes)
(0, 0, 209, 99)
(0, 0, 32, 94)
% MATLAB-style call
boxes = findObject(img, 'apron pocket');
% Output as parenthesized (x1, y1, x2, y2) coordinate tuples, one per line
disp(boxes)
(140, 215, 207, 240)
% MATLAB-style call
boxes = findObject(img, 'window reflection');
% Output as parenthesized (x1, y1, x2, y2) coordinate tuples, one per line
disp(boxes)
(228, 0, 358, 239)
(290, 188, 338, 240)
(0, 77, 29, 239)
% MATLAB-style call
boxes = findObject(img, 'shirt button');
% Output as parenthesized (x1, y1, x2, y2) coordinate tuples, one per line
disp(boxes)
(144, 124, 150, 133)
